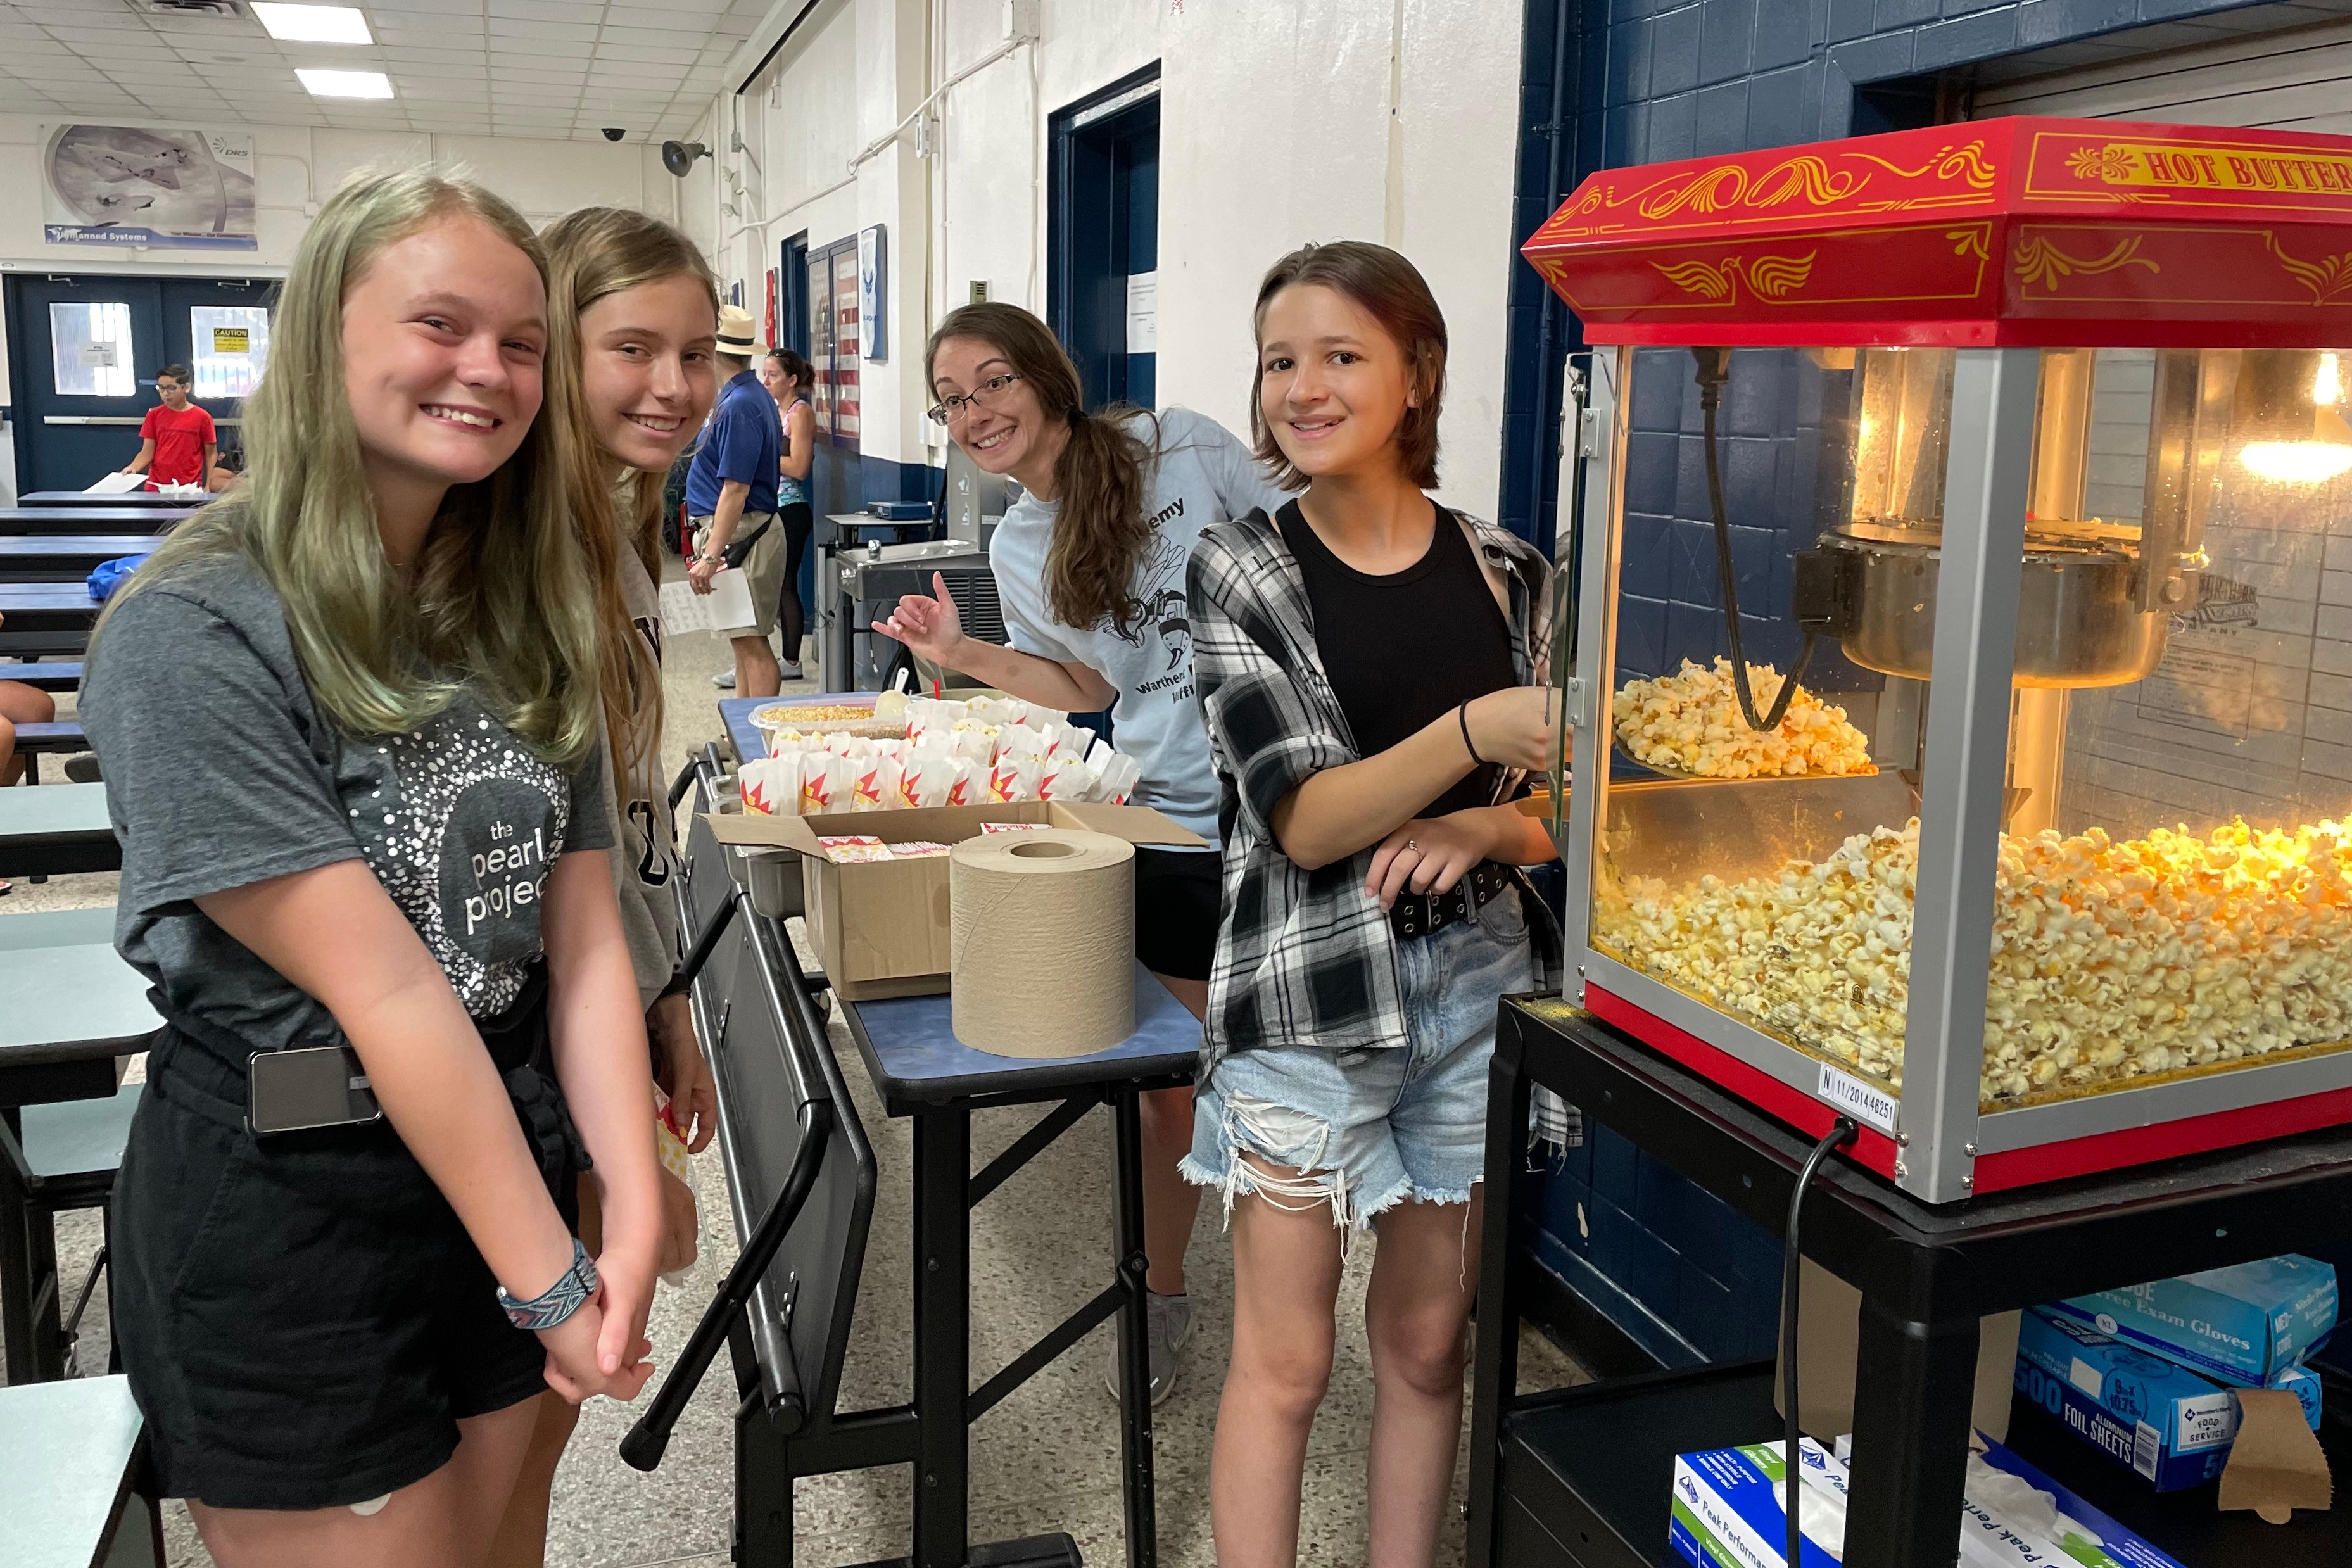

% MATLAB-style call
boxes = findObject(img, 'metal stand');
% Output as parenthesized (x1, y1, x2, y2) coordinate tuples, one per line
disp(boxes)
(1467, 999, 2352, 1568)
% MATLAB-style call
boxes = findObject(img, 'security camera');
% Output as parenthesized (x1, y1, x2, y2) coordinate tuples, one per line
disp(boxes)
(601, 127, 625, 142)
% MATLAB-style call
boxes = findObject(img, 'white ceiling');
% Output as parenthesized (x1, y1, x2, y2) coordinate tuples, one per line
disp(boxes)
(0, 0, 768, 143)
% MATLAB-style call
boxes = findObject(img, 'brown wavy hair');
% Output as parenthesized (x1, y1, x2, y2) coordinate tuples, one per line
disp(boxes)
(540, 206, 719, 809)
(1250, 241, 1448, 490)
(926, 303, 1155, 636)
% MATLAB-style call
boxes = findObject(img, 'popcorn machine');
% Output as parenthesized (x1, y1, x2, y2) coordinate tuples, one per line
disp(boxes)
(1524, 117, 2352, 1203)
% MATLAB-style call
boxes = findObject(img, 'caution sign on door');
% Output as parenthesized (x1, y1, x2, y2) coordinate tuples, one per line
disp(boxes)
(211, 326, 249, 353)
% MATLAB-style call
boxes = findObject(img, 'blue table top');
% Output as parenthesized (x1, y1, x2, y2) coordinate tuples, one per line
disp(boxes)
(842, 963, 1201, 1111)
(719, 690, 873, 764)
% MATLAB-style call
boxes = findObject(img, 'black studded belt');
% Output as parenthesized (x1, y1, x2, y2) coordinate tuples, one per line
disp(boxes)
(1389, 858, 1512, 942)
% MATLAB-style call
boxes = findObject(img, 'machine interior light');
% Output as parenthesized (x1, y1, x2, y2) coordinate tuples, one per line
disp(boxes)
(2239, 441, 2352, 484)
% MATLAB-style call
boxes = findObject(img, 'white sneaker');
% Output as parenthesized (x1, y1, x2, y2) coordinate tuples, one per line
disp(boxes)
(1105, 1291, 1192, 1406)
(712, 671, 736, 690)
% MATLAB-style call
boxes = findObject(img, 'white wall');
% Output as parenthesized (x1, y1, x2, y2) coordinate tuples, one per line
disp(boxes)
(0, 114, 681, 274)
(0, 113, 691, 496)
(714, 0, 1525, 514)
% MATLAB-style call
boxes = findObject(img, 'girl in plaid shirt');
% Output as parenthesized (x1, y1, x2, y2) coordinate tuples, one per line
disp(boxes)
(1183, 243, 1559, 1565)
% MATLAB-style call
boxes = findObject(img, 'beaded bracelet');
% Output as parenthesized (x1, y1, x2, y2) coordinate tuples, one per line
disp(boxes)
(497, 1239, 599, 1332)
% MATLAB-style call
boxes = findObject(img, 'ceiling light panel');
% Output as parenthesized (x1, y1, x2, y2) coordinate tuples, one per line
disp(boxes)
(298, 67, 397, 98)
(253, 4, 375, 44)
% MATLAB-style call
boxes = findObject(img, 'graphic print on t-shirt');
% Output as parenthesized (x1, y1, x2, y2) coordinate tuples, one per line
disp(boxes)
(353, 697, 574, 1016)
(1114, 509, 1193, 687)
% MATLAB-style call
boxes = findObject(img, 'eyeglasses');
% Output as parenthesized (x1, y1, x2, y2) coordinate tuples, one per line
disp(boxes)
(926, 372, 1021, 426)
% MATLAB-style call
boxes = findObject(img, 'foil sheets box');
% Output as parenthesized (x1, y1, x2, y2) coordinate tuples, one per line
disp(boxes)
(2014, 1311, 2320, 1491)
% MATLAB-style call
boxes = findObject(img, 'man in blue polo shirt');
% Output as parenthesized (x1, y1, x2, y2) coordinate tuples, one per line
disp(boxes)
(686, 304, 787, 697)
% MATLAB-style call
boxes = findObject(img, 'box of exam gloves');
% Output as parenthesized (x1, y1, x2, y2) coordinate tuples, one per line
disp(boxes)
(1667, 1431, 2189, 1568)
(2013, 1310, 2322, 1492)
(2040, 1254, 2337, 1389)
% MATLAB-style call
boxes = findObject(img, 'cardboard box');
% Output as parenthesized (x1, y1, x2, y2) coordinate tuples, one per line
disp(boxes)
(705, 800, 1204, 999)
(1668, 1432, 2184, 1568)
(2043, 1255, 2338, 1389)
(2016, 1310, 2323, 1491)
(1776, 1257, 2021, 1443)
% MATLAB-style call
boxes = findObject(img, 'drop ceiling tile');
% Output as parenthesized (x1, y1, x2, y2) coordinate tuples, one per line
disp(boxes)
(486, 17, 583, 39)
(370, 0, 490, 13)
(595, 44, 701, 64)
(597, 24, 700, 50)
(488, 0, 607, 19)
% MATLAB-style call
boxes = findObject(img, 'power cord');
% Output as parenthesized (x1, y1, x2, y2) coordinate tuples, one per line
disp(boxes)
(1691, 347, 1818, 733)
(1780, 1116, 1859, 1568)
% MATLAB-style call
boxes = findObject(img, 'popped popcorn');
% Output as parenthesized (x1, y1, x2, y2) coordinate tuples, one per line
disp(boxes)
(1594, 816, 2352, 1106)
(1614, 659, 1873, 778)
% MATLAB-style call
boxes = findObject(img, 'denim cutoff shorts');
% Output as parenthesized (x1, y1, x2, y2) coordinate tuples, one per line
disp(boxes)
(1180, 885, 1534, 1230)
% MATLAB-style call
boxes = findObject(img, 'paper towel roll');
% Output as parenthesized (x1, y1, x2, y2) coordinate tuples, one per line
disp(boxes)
(950, 829, 1135, 1057)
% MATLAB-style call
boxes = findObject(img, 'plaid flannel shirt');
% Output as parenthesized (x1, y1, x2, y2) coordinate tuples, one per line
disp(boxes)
(1188, 505, 1576, 1141)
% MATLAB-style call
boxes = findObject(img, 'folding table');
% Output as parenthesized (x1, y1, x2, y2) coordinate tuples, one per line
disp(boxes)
(0, 907, 158, 1382)
(0, 538, 150, 585)
(0, 785, 117, 880)
(674, 751, 1196, 1568)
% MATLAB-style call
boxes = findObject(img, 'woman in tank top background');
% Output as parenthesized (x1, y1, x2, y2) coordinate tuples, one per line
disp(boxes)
(760, 346, 818, 680)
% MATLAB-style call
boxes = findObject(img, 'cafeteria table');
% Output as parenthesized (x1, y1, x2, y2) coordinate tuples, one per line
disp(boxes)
(0, 538, 149, 584)
(0, 585, 100, 655)
(0, 907, 158, 1382)
(0, 509, 187, 536)
(17, 491, 199, 508)
(0, 785, 116, 880)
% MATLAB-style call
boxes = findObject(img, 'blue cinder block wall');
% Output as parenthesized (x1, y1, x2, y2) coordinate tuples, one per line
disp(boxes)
(1503, 0, 2290, 1369)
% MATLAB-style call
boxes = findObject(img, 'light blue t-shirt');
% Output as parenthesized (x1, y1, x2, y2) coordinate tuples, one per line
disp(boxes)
(987, 407, 1290, 846)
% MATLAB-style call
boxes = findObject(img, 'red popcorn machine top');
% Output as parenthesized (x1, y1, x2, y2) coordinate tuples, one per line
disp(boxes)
(1524, 116, 2352, 1203)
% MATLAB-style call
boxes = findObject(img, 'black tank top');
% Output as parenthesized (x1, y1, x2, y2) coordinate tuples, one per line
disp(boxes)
(1277, 498, 1519, 820)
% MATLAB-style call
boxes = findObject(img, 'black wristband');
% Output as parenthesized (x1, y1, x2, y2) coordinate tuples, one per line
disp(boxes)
(1458, 702, 1487, 767)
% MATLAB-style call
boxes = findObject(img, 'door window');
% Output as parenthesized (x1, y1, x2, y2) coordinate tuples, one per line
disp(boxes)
(189, 304, 270, 398)
(49, 300, 136, 396)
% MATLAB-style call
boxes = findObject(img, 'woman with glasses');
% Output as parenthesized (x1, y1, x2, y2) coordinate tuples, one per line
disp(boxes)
(873, 301, 1287, 1405)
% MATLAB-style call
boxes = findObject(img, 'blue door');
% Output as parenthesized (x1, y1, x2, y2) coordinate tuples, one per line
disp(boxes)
(6, 273, 272, 496)
(1050, 66, 1161, 412)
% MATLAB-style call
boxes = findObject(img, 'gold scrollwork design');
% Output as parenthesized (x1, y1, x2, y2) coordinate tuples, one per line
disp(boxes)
(1638, 165, 1750, 220)
(1851, 139, 1994, 187)
(1748, 156, 1861, 209)
(1937, 141, 1997, 189)
(2267, 234, 2352, 305)
(1947, 227, 1990, 260)
(1651, 251, 1817, 304)
(2066, 144, 2135, 185)
(2014, 234, 2159, 292)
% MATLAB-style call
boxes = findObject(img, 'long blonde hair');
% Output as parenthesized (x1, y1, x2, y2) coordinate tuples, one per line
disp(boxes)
(101, 166, 600, 762)
(539, 206, 719, 808)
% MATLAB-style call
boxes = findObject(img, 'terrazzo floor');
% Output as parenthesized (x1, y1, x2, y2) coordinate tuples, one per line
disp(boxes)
(6, 571, 1588, 1566)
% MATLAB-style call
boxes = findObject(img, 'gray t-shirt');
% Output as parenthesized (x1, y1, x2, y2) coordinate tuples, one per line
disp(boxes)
(604, 546, 683, 1008)
(82, 555, 613, 1053)
(986, 407, 1289, 844)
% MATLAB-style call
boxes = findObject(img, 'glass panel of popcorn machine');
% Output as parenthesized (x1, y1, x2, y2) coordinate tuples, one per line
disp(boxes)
(1590, 346, 1914, 1095)
(1981, 346, 2352, 1108)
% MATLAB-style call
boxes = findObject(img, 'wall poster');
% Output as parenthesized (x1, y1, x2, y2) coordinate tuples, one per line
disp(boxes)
(42, 125, 257, 250)
(859, 224, 887, 362)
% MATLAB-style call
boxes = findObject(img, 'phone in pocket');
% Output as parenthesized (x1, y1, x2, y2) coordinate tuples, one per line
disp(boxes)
(247, 1044, 383, 1135)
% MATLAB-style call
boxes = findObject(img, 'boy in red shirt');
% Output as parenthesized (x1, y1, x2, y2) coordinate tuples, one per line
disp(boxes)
(120, 364, 217, 490)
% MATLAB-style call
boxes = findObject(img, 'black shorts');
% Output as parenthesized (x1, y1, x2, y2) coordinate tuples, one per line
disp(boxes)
(114, 1029, 567, 1510)
(1134, 845, 1220, 983)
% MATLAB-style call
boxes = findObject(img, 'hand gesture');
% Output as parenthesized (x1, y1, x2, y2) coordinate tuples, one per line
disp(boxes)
(1365, 812, 1498, 911)
(1463, 687, 1557, 773)
(650, 994, 714, 1153)
(687, 555, 721, 595)
(871, 572, 967, 666)
(536, 1288, 655, 1405)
